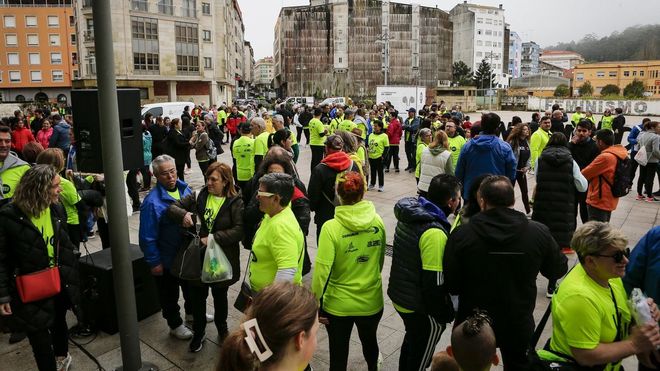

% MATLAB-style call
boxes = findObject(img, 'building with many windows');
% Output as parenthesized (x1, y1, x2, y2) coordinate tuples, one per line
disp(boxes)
(73, 0, 248, 105)
(253, 56, 273, 93)
(539, 50, 584, 70)
(0, 0, 78, 104)
(507, 31, 522, 78)
(520, 41, 540, 76)
(572, 60, 660, 98)
(450, 2, 507, 88)
(239, 41, 253, 98)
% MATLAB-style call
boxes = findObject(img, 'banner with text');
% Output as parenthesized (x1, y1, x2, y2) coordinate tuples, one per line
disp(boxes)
(527, 97, 660, 116)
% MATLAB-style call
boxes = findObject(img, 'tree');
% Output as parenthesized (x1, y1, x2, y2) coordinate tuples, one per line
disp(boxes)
(600, 84, 621, 96)
(554, 84, 570, 97)
(578, 81, 594, 96)
(623, 79, 645, 98)
(452, 61, 474, 86)
(473, 59, 495, 90)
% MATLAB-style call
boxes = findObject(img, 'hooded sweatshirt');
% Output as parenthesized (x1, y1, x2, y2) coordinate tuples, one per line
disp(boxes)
(0, 154, 29, 201)
(418, 146, 454, 193)
(312, 200, 385, 316)
(308, 151, 360, 226)
(455, 134, 517, 197)
(581, 145, 629, 212)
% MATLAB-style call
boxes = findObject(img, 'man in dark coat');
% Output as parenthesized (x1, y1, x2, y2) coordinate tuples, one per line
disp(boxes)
(568, 120, 600, 224)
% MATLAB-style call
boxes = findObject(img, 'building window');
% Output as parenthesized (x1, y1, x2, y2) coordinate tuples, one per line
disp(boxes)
(71, 52, 77, 64)
(30, 71, 42, 82)
(640, 70, 644, 77)
(176, 55, 199, 73)
(632, 71, 637, 76)
(132, 17, 158, 40)
(51, 52, 62, 64)
(476, 51, 483, 57)
(48, 16, 59, 27)
(596, 71, 605, 78)
(202, 2, 211, 15)
(623, 71, 629, 77)
(477, 29, 482, 35)
(71, 34, 76, 43)
(182, 0, 196, 17)
(204, 57, 212, 69)
(608, 71, 617, 77)
(5, 34, 17, 46)
(476, 17, 483, 23)
(132, 0, 148, 11)
(27, 34, 39, 45)
(175, 22, 199, 74)
(69, 15, 75, 27)
(133, 52, 160, 72)
(7, 53, 19, 65)
(9, 71, 21, 82)
(3, 15, 16, 28)
(485, 41, 492, 47)
(202, 30, 211, 41)
(158, 0, 173, 15)
(485, 18, 492, 24)
(29, 53, 40, 65)
(49, 34, 60, 46)
(175, 23, 198, 43)
(52, 70, 64, 82)
(576, 73, 584, 81)
(25, 16, 37, 27)
(485, 30, 492, 36)
(476, 40, 482, 46)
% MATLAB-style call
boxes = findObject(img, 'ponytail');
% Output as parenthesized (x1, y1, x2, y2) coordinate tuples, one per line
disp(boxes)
(218, 331, 257, 371)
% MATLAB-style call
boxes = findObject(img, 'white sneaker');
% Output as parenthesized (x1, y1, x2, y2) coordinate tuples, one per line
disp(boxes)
(378, 186, 384, 192)
(185, 313, 214, 324)
(170, 324, 193, 340)
(56, 353, 72, 371)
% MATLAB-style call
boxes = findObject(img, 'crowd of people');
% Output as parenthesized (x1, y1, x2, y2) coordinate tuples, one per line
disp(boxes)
(0, 99, 659, 371)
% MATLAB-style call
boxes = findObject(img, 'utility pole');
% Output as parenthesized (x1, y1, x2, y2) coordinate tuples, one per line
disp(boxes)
(92, 0, 156, 370)
(377, 32, 390, 85)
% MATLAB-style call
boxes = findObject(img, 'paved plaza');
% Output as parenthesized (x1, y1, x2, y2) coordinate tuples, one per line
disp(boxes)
(2, 111, 658, 370)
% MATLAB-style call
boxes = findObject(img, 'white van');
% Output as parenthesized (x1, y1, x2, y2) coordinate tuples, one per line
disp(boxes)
(141, 101, 195, 119)
(284, 96, 314, 107)
(319, 97, 348, 106)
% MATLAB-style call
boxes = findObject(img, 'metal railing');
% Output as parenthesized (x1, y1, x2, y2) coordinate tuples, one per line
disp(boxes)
(83, 30, 94, 42)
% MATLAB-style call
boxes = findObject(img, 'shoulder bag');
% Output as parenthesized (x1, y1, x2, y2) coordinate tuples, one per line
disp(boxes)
(15, 242, 61, 303)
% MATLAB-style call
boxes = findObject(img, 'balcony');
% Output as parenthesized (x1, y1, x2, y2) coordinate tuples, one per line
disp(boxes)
(83, 30, 94, 43)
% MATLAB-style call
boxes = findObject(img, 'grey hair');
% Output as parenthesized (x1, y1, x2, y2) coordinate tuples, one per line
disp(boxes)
(273, 114, 285, 124)
(259, 172, 294, 207)
(251, 117, 266, 131)
(335, 130, 357, 154)
(572, 222, 628, 264)
(151, 154, 175, 176)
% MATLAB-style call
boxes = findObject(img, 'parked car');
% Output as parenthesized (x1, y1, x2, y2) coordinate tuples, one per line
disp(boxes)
(141, 101, 195, 119)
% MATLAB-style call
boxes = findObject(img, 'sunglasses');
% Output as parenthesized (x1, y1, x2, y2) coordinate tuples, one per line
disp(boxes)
(257, 191, 275, 198)
(591, 248, 630, 263)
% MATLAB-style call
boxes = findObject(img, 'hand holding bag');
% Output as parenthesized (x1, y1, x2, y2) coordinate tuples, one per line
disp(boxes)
(15, 242, 61, 303)
(171, 231, 203, 281)
(201, 236, 232, 283)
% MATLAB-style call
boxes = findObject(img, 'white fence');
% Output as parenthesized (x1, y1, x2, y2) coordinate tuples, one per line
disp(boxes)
(527, 97, 660, 116)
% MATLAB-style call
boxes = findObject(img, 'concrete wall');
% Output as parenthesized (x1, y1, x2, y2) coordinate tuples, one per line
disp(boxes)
(528, 97, 660, 116)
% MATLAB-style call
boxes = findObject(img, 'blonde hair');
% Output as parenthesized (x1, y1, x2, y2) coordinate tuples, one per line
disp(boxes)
(13, 164, 59, 217)
(429, 130, 449, 149)
(572, 222, 628, 264)
(36, 148, 66, 172)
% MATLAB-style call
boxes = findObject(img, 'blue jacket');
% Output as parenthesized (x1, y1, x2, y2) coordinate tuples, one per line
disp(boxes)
(455, 134, 517, 197)
(625, 124, 643, 152)
(49, 121, 71, 152)
(139, 179, 192, 269)
(624, 226, 660, 303)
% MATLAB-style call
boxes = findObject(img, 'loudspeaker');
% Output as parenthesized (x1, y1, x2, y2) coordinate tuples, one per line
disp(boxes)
(78, 244, 161, 335)
(71, 89, 144, 173)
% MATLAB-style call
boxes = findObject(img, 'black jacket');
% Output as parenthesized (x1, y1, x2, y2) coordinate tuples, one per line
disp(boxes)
(0, 203, 81, 332)
(164, 129, 190, 167)
(167, 188, 244, 287)
(444, 208, 568, 348)
(550, 118, 564, 134)
(149, 125, 168, 158)
(532, 145, 576, 247)
(307, 153, 361, 227)
(568, 137, 600, 170)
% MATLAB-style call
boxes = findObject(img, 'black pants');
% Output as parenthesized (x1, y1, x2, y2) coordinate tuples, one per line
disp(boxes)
(27, 294, 69, 371)
(397, 311, 446, 371)
(67, 223, 80, 252)
(140, 165, 151, 190)
(574, 191, 589, 224)
(176, 162, 185, 182)
(97, 217, 110, 249)
(190, 284, 229, 337)
(588, 205, 611, 223)
(153, 271, 192, 330)
(513, 170, 530, 213)
(404, 141, 415, 170)
(325, 310, 383, 371)
(638, 164, 657, 197)
(198, 160, 212, 183)
(311, 145, 325, 172)
(126, 168, 141, 209)
(369, 157, 384, 187)
(629, 152, 639, 187)
(303, 128, 310, 145)
(385, 144, 400, 170)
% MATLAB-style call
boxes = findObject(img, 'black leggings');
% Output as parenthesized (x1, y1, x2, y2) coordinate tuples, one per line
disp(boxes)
(512, 170, 530, 213)
(369, 157, 384, 187)
(27, 293, 69, 371)
(324, 310, 383, 371)
(190, 284, 229, 336)
(397, 311, 446, 371)
(638, 164, 657, 197)
(311, 145, 325, 172)
(384, 144, 400, 170)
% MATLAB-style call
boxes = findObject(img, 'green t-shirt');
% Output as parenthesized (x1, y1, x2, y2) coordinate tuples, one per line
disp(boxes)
(337, 119, 357, 133)
(167, 188, 181, 200)
(60, 178, 81, 225)
(571, 112, 585, 124)
(356, 146, 366, 164)
(312, 201, 385, 316)
(204, 195, 225, 232)
(415, 143, 428, 177)
(530, 129, 550, 170)
(0, 163, 29, 199)
(601, 116, 614, 131)
(217, 110, 228, 125)
(356, 122, 368, 139)
(393, 228, 447, 313)
(368, 133, 389, 159)
(309, 118, 327, 146)
(232, 136, 255, 181)
(545, 264, 631, 371)
(447, 135, 467, 169)
(30, 208, 55, 267)
(249, 206, 304, 292)
(254, 131, 270, 156)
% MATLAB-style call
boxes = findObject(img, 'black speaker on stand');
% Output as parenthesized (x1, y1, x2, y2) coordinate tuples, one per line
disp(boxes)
(71, 89, 144, 173)
(78, 244, 161, 335)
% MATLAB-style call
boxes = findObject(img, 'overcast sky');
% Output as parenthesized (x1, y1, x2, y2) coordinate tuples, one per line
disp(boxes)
(239, 0, 659, 60)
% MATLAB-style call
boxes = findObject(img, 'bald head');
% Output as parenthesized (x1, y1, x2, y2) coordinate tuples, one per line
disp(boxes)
(552, 110, 563, 120)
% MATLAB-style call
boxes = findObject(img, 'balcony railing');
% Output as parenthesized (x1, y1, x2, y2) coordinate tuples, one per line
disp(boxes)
(83, 30, 94, 42)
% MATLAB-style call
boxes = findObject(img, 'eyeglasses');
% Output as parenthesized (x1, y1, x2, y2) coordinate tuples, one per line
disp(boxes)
(591, 248, 630, 263)
(257, 191, 275, 198)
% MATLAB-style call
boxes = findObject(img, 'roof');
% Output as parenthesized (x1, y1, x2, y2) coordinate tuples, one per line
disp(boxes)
(540, 50, 582, 56)
(574, 60, 660, 68)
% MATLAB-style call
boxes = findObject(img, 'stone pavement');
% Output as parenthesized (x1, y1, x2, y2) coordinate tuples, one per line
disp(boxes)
(2, 122, 658, 370)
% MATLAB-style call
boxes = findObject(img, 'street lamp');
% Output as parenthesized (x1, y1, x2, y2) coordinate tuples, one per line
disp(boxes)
(376, 32, 391, 86)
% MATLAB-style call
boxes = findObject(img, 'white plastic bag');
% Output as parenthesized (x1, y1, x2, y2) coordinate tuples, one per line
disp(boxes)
(634, 146, 648, 166)
(201, 236, 232, 283)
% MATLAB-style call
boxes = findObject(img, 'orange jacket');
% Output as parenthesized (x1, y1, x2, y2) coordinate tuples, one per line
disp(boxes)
(581, 145, 628, 212)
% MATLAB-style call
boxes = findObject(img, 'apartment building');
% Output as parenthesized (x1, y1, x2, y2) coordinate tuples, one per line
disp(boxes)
(450, 1, 507, 88)
(539, 50, 584, 70)
(73, 0, 247, 105)
(507, 31, 522, 78)
(0, 0, 77, 104)
(520, 41, 540, 76)
(573, 60, 660, 98)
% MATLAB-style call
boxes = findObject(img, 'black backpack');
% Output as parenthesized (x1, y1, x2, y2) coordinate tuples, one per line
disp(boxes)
(599, 153, 632, 198)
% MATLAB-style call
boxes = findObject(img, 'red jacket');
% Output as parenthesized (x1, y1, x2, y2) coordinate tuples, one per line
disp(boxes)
(387, 118, 403, 145)
(11, 127, 35, 153)
(226, 113, 246, 135)
(37, 127, 53, 148)
(581, 145, 628, 212)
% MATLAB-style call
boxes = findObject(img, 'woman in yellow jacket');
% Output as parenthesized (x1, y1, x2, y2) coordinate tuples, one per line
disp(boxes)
(312, 171, 386, 371)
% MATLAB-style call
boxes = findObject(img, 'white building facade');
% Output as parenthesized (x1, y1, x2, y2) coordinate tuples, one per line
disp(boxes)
(508, 31, 522, 78)
(539, 50, 585, 70)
